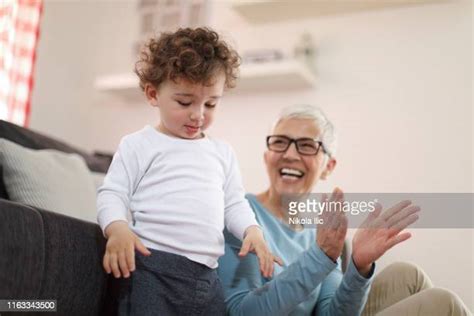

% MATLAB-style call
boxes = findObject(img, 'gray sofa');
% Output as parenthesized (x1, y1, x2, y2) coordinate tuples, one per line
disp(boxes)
(0, 120, 119, 316)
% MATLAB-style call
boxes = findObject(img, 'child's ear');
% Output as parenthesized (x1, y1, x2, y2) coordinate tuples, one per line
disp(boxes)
(145, 83, 159, 107)
(320, 158, 337, 180)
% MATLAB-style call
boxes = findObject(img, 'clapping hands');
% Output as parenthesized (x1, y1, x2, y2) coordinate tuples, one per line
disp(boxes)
(352, 200, 421, 275)
(316, 188, 348, 262)
(316, 188, 421, 277)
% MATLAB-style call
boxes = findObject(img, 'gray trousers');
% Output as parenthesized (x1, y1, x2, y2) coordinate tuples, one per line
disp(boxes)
(117, 249, 225, 316)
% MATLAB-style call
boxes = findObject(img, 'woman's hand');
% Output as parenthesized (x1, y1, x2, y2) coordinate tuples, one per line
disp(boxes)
(239, 226, 283, 278)
(103, 220, 151, 278)
(352, 200, 421, 275)
(316, 187, 348, 262)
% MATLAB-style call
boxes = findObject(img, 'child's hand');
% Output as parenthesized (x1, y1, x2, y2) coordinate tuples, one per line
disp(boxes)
(103, 221, 151, 278)
(239, 226, 283, 278)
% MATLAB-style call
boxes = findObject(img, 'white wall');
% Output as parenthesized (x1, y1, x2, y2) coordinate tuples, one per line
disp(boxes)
(30, 0, 473, 309)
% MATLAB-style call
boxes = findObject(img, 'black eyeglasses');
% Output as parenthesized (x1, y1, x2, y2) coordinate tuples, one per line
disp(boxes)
(266, 135, 330, 156)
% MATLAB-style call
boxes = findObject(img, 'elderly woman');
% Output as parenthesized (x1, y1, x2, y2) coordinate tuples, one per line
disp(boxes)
(218, 105, 470, 316)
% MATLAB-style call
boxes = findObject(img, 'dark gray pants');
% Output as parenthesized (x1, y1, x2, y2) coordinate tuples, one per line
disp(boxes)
(117, 249, 225, 316)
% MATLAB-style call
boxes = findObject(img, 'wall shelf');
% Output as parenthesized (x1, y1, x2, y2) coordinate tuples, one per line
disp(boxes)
(94, 59, 316, 99)
(232, 0, 447, 24)
(235, 59, 316, 92)
(94, 74, 140, 100)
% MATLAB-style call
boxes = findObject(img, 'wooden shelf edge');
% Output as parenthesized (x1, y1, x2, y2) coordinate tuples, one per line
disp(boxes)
(94, 59, 316, 98)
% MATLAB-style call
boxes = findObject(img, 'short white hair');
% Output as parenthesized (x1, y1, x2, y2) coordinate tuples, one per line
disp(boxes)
(272, 104, 337, 157)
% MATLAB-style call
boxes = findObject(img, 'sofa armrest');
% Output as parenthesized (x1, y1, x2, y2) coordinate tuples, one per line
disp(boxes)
(0, 199, 44, 299)
(0, 199, 116, 315)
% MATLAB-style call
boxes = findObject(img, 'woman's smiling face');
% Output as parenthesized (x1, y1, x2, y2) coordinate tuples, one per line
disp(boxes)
(264, 118, 335, 197)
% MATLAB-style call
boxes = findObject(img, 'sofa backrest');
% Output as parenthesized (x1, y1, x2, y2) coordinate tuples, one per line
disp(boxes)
(0, 120, 113, 200)
(0, 120, 112, 172)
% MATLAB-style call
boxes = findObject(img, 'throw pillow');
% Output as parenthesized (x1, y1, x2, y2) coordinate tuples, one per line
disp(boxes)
(91, 172, 106, 191)
(0, 139, 98, 223)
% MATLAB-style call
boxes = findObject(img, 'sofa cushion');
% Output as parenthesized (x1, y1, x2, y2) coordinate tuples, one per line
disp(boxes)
(0, 139, 98, 223)
(0, 119, 112, 173)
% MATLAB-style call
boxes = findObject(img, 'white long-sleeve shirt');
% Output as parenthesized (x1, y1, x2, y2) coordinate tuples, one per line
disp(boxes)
(97, 125, 258, 268)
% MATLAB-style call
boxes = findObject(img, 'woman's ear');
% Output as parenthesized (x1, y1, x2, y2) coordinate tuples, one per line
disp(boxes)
(320, 158, 337, 180)
(145, 83, 159, 107)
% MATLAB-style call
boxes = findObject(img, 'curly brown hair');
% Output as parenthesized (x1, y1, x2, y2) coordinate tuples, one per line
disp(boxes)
(135, 27, 241, 91)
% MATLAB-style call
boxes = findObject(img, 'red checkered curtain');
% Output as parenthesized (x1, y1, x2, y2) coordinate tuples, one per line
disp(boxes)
(0, 0, 43, 127)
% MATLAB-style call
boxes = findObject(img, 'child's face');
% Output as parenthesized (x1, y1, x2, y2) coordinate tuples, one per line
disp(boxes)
(145, 73, 226, 139)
